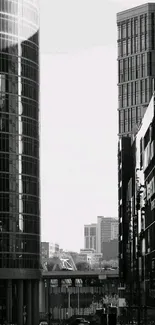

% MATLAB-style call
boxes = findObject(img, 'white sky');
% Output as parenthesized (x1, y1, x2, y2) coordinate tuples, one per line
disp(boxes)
(40, 0, 153, 252)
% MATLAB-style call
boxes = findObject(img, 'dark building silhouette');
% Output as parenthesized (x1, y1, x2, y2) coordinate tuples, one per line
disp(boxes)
(0, 1, 40, 324)
(101, 239, 118, 261)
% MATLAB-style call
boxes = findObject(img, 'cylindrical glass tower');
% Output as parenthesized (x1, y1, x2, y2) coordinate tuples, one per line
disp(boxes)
(0, 1, 40, 323)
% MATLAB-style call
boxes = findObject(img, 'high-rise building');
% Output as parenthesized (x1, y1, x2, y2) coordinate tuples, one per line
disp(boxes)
(117, 3, 155, 137)
(117, 3, 155, 281)
(97, 216, 118, 253)
(111, 219, 119, 240)
(0, 1, 40, 324)
(84, 223, 97, 251)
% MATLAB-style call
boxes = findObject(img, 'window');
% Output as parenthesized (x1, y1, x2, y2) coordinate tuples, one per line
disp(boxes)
(118, 41, 122, 57)
(118, 85, 123, 108)
(140, 79, 145, 103)
(118, 24, 121, 39)
(123, 40, 126, 56)
(124, 58, 128, 81)
(135, 81, 138, 104)
(135, 36, 138, 52)
(145, 79, 147, 102)
(136, 55, 140, 79)
(127, 39, 131, 55)
(134, 19, 138, 35)
(140, 16, 145, 33)
(131, 56, 135, 79)
(127, 21, 131, 37)
(90, 227, 96, 236)
(141, 53, 145, 77)
(128, 57, 131, 80)
(84, 227, 89, 236)
(141, 35, 145, 51)
(119, 110, 124, 134)
(127, 83, 131, 106)
(122, 23, 126, 38)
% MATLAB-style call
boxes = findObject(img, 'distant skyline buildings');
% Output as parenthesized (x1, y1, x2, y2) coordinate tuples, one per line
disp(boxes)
(84, 223, 97, 251)
(84, 216, 118, 253)
(41, 242, 60, 261)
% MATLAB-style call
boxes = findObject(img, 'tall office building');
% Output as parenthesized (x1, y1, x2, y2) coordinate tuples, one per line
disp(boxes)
(117, 3, 155, 280)
(0, 1, 40, 324)
(97, 216, 118, 253)
(84, 223, 97, 251)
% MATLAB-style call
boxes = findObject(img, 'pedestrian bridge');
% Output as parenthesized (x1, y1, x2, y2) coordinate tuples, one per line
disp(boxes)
(39, 269, 119, 321)
(42, 269, 118, 280)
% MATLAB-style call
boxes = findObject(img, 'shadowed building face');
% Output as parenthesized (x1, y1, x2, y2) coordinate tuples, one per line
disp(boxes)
(0, 1, 40, 324)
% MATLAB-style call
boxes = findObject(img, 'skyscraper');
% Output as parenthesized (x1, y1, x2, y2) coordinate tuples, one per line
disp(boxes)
(0, 1, 40, 324)
(117, 3, 155, 280)
(96, 216, 118, 253)
(117, 3, 155, 136)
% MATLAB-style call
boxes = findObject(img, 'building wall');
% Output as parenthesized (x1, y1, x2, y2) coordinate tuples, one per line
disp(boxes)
(101, 239, 118, 261)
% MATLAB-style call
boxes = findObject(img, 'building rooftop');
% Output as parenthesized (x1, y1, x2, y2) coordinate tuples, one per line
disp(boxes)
(117, 3, 155, 22)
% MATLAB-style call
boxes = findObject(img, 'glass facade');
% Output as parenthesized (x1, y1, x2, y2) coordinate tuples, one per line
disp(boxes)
(0, 0, 40, 269)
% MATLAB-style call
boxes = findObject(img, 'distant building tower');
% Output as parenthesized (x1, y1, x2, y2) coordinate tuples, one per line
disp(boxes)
(111, 219, 118, 240)
(84, 224, 97, 251)
(97, 216, 118, 253)
(41, 242, 49, 260)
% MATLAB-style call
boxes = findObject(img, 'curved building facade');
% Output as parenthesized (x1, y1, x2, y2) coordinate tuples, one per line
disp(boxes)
(0, 1, 40, 324)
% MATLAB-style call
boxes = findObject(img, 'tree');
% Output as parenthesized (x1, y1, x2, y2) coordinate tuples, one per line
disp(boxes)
(76, 261, 90, 271)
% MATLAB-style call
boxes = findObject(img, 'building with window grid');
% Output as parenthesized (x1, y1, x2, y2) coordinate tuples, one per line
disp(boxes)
(0, 1, 40, 324)
(84, 223, 97, 251)
(117, 3, 155, 281)
(117, 3, 155, 136)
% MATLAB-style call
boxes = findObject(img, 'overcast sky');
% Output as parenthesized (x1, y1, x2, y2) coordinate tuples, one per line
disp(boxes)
(40, 0, 153, 252)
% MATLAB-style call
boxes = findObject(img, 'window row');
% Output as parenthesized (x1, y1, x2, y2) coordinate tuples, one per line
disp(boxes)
(0, 134, 39, 157)
(22, 37, 39, 64)
(22, 78, 39, 101)
(0, 16, 37, 38)
(119, 106, 147, 134)
(118, 80, 150, 108)
(0, 213, 40, 234)
(0, 253, 39, 269)
(0, 115, 39, 138)
(118, 34, 147, 57)
(0, 174, 39, 196)
(118, 15, 147, 40)
(0, 195, 40, 215)
(0, 153, 39, 175)
(0, 0, 39, 22)
(118, 53, 148, 83)
(0, 76, 39, 102)
(0, 53, 39, 83)
(0, 34, 38, 59)
(0, 233, 40, 252)
(0, 95, 39, 120)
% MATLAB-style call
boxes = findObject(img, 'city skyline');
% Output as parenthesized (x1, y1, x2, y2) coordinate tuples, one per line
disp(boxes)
(40, 0, 151, 252)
